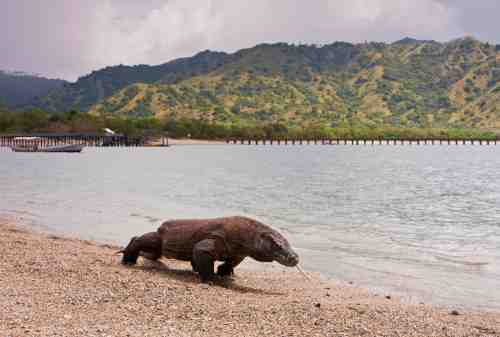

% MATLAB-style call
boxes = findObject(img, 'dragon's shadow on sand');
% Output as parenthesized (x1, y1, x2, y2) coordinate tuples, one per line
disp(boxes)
(129, 258, 285, 296)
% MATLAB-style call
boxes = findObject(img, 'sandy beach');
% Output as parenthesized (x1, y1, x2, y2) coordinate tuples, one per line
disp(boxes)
(149, 138, 227, 146)
(1, 217, 499, 337)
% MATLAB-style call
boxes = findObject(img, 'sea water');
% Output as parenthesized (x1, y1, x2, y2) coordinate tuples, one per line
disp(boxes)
(1, 145, 499, 310)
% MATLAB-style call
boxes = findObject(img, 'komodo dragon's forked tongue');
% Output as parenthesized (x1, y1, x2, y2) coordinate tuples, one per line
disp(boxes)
(296, 264, 312, 281)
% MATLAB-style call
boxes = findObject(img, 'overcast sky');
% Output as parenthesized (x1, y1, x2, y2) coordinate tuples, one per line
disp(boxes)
(1, 0, 498, 81)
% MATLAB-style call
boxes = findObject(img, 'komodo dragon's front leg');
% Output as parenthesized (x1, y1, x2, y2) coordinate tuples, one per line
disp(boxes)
(192, 238, 230, 282)
(217, 256, 245, 277)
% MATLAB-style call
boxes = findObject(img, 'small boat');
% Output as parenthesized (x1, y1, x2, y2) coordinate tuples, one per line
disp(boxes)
(11, 143, 84, 153)
(10, 137, 84, 153)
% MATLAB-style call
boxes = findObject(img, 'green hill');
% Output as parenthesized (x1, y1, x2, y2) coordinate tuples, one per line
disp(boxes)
(33, 38, 500, 128)
(32, 50, 228, 113)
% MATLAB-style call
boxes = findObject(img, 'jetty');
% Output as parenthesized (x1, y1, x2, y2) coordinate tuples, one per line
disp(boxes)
(0, 133, 169, 148)
(225, 137, 500, 146)
(2, 134, 499, 148)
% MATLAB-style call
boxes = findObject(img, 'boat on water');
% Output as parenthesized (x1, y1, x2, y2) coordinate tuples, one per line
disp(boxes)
(10, 137, 84, 153)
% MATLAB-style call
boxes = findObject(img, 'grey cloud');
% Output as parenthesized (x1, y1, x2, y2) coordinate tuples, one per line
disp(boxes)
(1, 1, 96, 79)
(0, 0, 497, 81)
(436, 0, 500, 43)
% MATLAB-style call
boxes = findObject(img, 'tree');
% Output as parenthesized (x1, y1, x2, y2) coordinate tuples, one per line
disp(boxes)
(0, 111, 13, 132)
(16, 109, 50, 132)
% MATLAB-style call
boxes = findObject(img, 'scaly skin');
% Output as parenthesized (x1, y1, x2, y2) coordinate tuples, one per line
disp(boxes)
(121, 216, 299, 283)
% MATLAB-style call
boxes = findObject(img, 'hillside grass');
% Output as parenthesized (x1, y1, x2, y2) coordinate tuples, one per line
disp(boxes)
(86, 38, 500, 129)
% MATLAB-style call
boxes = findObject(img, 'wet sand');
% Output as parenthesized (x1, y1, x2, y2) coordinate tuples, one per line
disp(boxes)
(1, 217, 499, 337)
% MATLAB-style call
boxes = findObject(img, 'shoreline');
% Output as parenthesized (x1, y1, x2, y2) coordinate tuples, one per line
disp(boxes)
(1, 217, 499, 337)
(148, 138, 227, 146)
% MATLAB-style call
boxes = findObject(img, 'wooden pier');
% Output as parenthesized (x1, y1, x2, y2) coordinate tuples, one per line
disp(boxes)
(2, 134, 498, 148)
(224, 138, 499, 146)
(0, 133, 146, 148)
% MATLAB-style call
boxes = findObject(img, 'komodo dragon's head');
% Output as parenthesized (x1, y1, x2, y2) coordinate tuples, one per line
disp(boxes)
(254, 230, 299, 267)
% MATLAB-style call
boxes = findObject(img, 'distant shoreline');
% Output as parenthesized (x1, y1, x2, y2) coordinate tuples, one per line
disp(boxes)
(1, 214, 499, 336)
(150, 138, 227, 146)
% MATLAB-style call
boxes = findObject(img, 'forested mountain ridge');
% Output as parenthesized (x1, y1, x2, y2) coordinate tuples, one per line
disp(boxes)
(0, 71, 66, 109)
(10, 37, 500, 129)
(31, 50, 228, 112)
